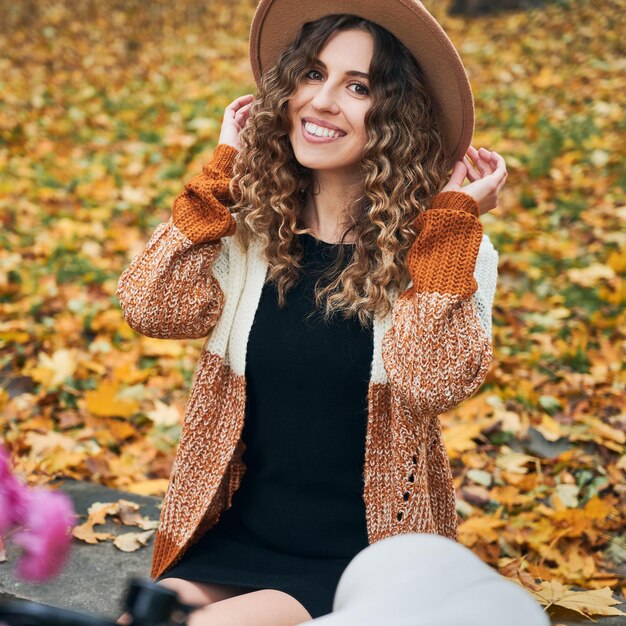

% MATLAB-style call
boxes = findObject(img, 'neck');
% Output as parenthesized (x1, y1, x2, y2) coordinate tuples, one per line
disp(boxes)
(303, 169, 362, 244)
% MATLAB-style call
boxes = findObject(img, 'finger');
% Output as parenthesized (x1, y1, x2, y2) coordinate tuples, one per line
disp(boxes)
(495, 169, 508, 194)
(489, 150, 505, 170)
(233, 94, 255, 104)
(473, 149, 505, 182)
(448, 160, 468, 187)
(236, 102, 254, 116)
(235, 105, 253, 125)
(463, 155, 481, 181)
(469, 146, 495, 176)
(226, 94, 255, 113)
(234, 103, 252, 117)
(478, 147, 494, 163)
(490, 152, 508, 183)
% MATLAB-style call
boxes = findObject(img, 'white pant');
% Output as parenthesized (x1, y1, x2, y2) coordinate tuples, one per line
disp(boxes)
(305, 533, 549, 626)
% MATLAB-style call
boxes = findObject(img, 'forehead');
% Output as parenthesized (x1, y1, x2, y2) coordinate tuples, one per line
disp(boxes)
(316, 29, 373, 71)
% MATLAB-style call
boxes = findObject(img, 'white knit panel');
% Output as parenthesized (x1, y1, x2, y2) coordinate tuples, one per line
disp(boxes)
(228, 238, 268, 376)
(371, 287, 398, 385)
(203, 235, 246, 361)
(210, 235, 230, 294)
(472, 233, 499, 339)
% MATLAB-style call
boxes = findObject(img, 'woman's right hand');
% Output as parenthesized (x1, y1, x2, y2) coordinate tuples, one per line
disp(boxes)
(218, 94, 255, 150)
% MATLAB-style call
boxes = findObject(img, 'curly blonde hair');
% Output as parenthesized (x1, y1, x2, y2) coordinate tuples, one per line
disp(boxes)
(230, 14, 451, 327)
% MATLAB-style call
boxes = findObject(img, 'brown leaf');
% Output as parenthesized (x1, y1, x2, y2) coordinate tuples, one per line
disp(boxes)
(72, 501, 120, 544)
(113, 530, 155, 552)
(529, 580, 626, 618)
(460, 485, 491, 507)
(117, 499, 158, 530)
(72, 524, 115, 544)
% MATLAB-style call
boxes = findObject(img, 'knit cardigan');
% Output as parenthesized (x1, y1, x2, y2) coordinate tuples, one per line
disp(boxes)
(116, 144, 499, 581)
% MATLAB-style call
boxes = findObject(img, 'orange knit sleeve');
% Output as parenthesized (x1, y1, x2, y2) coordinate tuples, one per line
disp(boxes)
(381, 190, 493, 419)
(173, 143, 238, 243)
(115, 145, 238, 339)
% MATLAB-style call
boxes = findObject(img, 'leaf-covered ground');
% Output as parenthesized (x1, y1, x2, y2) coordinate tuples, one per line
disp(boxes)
(0, 0, 624, 618)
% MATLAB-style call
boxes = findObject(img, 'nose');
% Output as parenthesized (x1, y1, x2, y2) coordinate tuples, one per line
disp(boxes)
(310, 81, 340, 115)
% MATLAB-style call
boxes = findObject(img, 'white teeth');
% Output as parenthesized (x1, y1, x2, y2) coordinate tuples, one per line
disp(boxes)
(304, 121, 344, 139)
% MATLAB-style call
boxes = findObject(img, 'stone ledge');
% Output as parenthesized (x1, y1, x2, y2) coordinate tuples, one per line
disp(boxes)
(0, 479, 161, 621)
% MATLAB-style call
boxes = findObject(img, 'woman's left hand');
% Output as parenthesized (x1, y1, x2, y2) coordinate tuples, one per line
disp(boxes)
(440, 146, 507, 216)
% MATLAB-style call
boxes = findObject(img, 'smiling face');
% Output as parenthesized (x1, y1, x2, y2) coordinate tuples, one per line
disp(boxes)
(287, 28, 374, 182)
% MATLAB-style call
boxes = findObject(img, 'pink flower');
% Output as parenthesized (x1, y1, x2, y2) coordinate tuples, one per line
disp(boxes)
(12, 487, 77, 582)
(0, 444, 77, 582)
(0, 446, 29, 534)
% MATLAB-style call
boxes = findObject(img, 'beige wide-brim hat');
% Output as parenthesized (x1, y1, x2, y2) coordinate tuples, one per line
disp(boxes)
(249, 0, 474, 170)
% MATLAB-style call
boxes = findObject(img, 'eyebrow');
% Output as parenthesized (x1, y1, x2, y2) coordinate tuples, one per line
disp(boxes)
(312, 58, 369, 80)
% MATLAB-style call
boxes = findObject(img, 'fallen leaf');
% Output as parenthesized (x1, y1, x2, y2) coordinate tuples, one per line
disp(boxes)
(146, 400, 181, 428)
(117, 499, 159, 530)
(113, 530, 155, 552)
(125, 479, 170, 497)
(85, 381, 138, 418)
(28, 349, 79, 388)
(528, 580, 626, 618)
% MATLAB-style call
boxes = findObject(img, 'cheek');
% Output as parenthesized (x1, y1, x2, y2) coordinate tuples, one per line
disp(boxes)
(287, 100, 304, 131)
(351, 109, 369, 142)
(288, 89, 308, 113)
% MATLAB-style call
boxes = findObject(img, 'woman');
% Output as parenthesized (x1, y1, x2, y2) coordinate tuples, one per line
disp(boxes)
(116, 2, 507, 625)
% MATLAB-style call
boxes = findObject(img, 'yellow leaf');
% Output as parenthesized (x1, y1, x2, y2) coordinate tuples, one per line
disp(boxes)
(146, 400, 180, 428)
(496, 451, 537, 474)
(607, 249, 626, 273)
(112, 362, 155, 384)
(441, 420, 484, 458)
(29, 348, 78, 388)
(41, 450, 87, 474)
(532, 67, 562, 88)
(140, 337, 184, 357)
(535, 414, 564, 442)
(583, 496, 617, 522)
(458, 516, 506, 546)
(567, 263, 615, 287)
(125, 479, 170, 497)
(582, 416, 625, 445)
(26, 431, 78, 457)
(85, 381, 138, 418)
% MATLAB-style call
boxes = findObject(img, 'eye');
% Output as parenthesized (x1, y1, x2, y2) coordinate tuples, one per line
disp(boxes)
(304, 69, 324, 81)
(349, 82, 370, 96)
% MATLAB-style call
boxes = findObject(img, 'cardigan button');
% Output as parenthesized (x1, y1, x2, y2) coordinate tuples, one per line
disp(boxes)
(397, 511, 403, 521)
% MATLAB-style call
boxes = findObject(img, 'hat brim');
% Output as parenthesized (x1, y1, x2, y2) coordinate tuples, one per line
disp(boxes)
(249, 0, 474, 169)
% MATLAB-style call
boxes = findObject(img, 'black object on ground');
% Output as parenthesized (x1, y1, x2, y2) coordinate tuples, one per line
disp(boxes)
(0, 577, 198, 626)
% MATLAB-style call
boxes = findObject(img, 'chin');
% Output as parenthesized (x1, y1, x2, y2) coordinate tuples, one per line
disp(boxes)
(292, 148, 352, 171)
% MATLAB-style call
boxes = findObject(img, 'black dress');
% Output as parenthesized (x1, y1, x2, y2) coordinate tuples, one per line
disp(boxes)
(157, 232, 373, 618)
